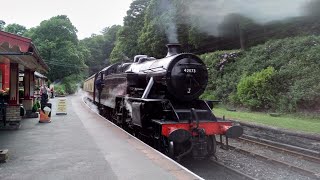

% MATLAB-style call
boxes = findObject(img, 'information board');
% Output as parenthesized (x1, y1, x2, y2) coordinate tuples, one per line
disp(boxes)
(56, 98, 67, 115)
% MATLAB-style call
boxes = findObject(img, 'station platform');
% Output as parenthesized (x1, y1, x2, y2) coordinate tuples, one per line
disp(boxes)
(0, 94, 201, 180)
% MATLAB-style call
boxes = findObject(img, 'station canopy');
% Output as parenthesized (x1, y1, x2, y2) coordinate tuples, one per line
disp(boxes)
(0, 30, 49, 73)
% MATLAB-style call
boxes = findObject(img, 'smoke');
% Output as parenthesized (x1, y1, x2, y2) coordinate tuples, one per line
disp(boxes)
(124, 95, 132, 117)
(186, 0, 309, 36)
(157, 0, 179, 43)
(78, 88, 100, 114)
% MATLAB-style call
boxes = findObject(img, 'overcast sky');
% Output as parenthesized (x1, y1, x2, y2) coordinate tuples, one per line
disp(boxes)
(1, 0, 133, 39)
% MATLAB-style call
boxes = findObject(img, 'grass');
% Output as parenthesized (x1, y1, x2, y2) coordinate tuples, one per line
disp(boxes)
(213, 107, 320, 134)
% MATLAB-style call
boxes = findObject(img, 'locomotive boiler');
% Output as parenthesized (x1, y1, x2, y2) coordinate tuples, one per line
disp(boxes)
(83, 44, 243, 160)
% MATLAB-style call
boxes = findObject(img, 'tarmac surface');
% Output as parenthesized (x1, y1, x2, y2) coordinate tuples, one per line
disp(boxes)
(0, 94, 201, 180)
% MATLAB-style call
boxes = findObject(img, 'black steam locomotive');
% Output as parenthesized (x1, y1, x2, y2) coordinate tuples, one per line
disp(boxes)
(83, 44, 243, 160)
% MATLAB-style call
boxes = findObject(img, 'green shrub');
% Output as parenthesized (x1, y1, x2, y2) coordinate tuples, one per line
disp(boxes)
(200, 50, 242, 103)
(54, 84, 66, 96)
(32, 100, 41, 112)
(200, 91, 217, 100)
(62, 74, 83, 94)
(236, 67, 276, 110)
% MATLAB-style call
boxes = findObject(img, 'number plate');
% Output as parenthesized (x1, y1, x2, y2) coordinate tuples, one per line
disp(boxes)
(183, 68, 197, 73)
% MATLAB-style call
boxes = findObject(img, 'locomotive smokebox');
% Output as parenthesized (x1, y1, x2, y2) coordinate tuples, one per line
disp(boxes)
(166, 43, 181, 57)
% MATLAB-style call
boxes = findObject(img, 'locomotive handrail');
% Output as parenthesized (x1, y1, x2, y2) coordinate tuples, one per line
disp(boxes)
(140, 66, 166, 73)
(125, 97, 169, 102)
(175, 109, 208, 113)
(141, 77, 154, 99)
(177, 62, 202, 66)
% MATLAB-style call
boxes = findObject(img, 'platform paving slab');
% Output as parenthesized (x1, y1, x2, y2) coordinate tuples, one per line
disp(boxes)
(0, 94, 200, 180)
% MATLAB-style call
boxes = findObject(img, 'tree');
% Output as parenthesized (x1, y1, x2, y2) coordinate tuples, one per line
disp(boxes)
(110, 0, 151, 62)
(102, 25, 121, 43)
(4, 23, 27, 36)
(138, 0, 214, 56)
(80, 34, 107, 74)
(28, 15, 87, 81)
(80, 25, 122, 74)
(31, 15, 78, 46)
(137, 0, 176, 57)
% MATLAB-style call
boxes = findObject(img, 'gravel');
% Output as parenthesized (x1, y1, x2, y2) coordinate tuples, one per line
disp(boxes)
(181, 158, 252, 180)
(215, 145, 316, 180)
(229, 138, 320, 175)
(242, 125, 320, 152)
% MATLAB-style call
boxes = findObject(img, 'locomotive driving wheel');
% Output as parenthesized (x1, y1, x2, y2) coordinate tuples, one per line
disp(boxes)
(168, 141, 175, 158)
(207, 135, 217, 158)
(161, 137, 175, 159)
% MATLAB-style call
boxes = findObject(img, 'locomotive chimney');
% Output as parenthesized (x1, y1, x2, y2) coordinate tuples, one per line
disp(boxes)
(166, 43, 181, 57)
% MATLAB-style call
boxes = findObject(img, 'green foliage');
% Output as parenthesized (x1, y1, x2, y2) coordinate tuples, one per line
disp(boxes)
(31, 15, 78, 44)
(32, 100, 40, 112)
(110, 0, 151, 63)
(80, 34, 106, 73)
(27, 15, 87, 81)
(81, 25, 121, 74)
(62, 74, 84, 94)
(54, 84, 66, 96)
(52, 74, 84, 96)
(200, 50, 242, 103)
(202, 36, 320, 112)
(4, 23, 27, 36)
(236, 67, 276, 109)
(138, 20, 167, 58)
(200, 91, 216, 101)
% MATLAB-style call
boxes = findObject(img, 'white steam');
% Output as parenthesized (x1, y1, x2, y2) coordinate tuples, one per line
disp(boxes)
(187, 0, 308, 36)
(124, 95, 132, 117)
(78, 88, 100, 114)
(157, 0, 179, 43)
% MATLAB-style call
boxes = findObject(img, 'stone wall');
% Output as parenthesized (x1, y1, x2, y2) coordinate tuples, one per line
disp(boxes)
(0, 106, 21, 130)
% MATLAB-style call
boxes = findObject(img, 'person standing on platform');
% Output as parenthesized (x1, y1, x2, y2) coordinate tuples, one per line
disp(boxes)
(40, 84, 49, 105)
(50, 85, 54, 98)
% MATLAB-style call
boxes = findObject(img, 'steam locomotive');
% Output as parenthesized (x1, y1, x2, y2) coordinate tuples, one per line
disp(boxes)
(83, 44, 243, 160)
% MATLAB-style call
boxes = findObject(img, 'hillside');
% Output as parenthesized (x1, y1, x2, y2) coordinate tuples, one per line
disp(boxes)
(201, 36, 320, 113)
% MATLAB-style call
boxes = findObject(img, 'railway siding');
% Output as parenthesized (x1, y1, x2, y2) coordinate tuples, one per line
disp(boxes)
(226, 138, 320, 179)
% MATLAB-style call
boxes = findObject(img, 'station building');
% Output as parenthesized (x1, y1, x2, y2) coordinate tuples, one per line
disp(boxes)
(0, 30, 49, 129)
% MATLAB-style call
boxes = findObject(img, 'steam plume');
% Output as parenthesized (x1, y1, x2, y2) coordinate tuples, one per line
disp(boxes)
(186, 0, 308, 36)
(158, 0, 179, 43)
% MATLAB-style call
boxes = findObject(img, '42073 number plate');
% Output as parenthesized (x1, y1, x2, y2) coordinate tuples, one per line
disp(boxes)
(183, 68, 197, 73)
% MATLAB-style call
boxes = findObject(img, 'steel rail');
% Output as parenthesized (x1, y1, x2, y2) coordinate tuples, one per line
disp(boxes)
(238, 136, 320, 164)
(225, 143, 320, 179)
(211, 161, 258, 180)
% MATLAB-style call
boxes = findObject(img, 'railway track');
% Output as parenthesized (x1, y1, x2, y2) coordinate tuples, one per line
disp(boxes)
(224, 136, 320, 179)
(238, 135, 320, 158)
(180, 158, 257, 180)
(239, 135, 320, 163)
